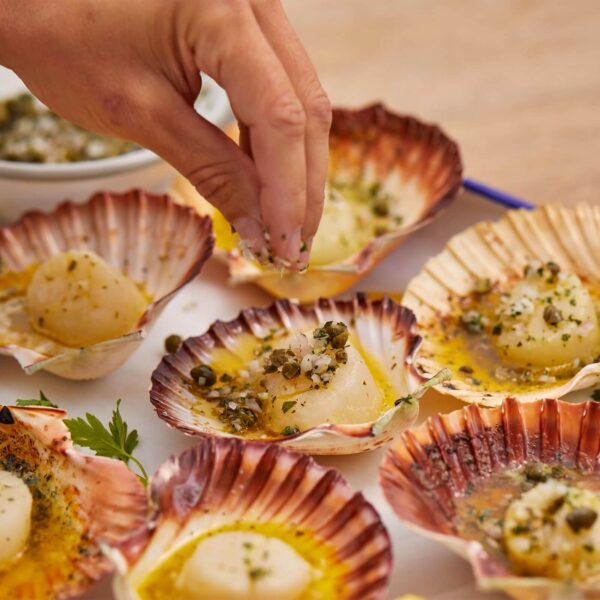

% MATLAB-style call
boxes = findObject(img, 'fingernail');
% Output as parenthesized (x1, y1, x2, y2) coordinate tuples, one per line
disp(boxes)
(231, 216, 266, 256)
(297, 235, 313, 271)
(281, 227, 303, 269)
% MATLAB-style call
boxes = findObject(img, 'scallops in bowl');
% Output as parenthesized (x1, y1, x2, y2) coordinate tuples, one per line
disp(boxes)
(170, 103, 463, 302)
(106, 437, 392, 600)
(150, 294, 440, 455)
(403, 203, 600, 406)
(380, 397, 600, 599)
(0, 189, 213, 379)
(0, 404, 147, 599)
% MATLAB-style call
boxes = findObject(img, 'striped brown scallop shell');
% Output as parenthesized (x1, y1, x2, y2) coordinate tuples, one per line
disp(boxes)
(151, 293, 430, 455)
(0, 189, 213, 379)
(403, 203, 600, 406)
(170, 104, 463, 302)
(107, 437, 392, 600)
(0, 405, 148, 599)
(380, 397, 600, 599)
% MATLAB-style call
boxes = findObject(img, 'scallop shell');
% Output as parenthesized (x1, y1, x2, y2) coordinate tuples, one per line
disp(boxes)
(107, 437, 392, 600)
(150, 293, 432, 455)
(403, 203, 600, 406)
(0, 404, 148, 599)
(380, 397, 600, 599)
(170, 104, 463, 303)
(0, 189, 214, 379)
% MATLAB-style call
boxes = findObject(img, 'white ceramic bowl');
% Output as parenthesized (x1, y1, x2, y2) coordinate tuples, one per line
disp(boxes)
(0, 67, 233, 224)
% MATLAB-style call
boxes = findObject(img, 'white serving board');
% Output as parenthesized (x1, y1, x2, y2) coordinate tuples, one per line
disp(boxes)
(1, 191, 590, 599)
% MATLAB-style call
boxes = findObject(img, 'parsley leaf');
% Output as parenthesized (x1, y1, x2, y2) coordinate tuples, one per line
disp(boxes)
(591, 389, 600, 402)
(64, 399, 148, 485)
(16, 390, 58, 408)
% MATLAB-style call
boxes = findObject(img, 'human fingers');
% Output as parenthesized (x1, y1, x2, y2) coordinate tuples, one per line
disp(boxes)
(190, 1, 309, 267)
(250, 0, 332, 262)
(126, 78, 267, 254)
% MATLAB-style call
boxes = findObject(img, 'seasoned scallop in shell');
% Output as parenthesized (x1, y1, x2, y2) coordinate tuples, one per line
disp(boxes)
(150, 294, 434, 455)
(170, 104, 462, 302)
(380, 397, 600, 599)
(403, 204, 600, 405)
(0, 190, 213, 379)
(26, 249, 148, 347)
(0, 404, 147, 599)
(106, 438, 392, 600)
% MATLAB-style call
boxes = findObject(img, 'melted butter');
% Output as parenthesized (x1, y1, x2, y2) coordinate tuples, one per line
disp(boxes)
(136, 522, 349, 600)
(0, 264, 37, 300)
(422, 279, 600, 393)
(350, 333, 398, 411)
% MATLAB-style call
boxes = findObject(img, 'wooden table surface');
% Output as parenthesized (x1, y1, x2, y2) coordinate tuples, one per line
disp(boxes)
(283, 0, 600, 206)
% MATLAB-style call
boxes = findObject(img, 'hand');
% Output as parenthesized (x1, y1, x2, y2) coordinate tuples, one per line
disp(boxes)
(0, 0, 331, 268)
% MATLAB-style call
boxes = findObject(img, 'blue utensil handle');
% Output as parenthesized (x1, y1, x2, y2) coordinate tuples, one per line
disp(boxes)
(463, 178, 535, 210)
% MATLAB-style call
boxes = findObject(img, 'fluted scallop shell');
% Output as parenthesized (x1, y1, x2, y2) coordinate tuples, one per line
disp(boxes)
(107, 437, 392, 600)
(170, 103, 463, 302)
(151, 293, 430, 455)
(403, 203, 600, 406)
(0, 190, 213, 379)
(380, 397, 600, 599)
(0, 404, 148, 599)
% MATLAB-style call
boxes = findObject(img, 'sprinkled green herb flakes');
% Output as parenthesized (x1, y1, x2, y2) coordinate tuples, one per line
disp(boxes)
(281, 425, 300, 436)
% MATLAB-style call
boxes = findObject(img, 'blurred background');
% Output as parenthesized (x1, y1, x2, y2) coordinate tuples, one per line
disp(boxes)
(283, 0, 600, 205)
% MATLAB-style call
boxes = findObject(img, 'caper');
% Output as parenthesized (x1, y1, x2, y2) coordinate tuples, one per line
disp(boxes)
(524, 462, 548, 483)
(190, 364, 216, 387)
(566, 507, 598, 533)
(331, 330, 349, 349)
(269, 348, 288, 367)
(335, 349, 348, 364)
(164, 334, 183, 354)
(281, 361, 301, 380)
(543, 304, 562, 325)
(372, 200, 389, 217)
(546, 261, 560, 277)
(324, 321, 344, 337)
(548, 495, 566, 515)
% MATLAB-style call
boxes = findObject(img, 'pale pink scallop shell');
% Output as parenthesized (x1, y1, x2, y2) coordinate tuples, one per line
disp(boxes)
(171, 103, 463, 303)
(380, 397, 600, 599)
(0, 189, 214, 379)
(150, 293, 429, 455)
(0, 404, 148, 599)
(107, 437, 392, 600)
